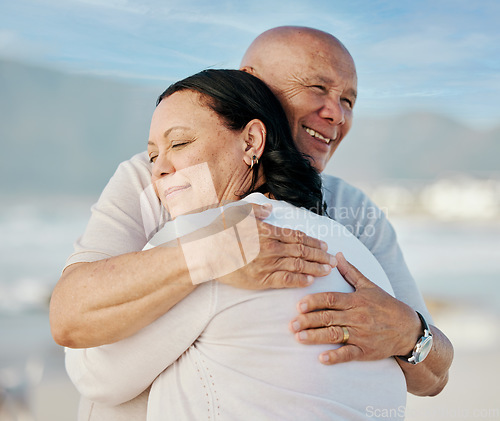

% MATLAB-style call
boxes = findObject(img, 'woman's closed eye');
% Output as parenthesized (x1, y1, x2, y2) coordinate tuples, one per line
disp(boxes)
(171, 136, 197, 148)
(172, 141, 189, 148)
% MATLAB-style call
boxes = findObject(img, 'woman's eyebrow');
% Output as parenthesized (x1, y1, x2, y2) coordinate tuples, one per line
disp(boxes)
(148, 126, 191, 146)
(163, 126, 190, 138)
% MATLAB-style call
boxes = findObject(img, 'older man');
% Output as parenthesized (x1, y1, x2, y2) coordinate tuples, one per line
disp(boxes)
(241, 26, 453, 396)
(51, 26, 452, 416)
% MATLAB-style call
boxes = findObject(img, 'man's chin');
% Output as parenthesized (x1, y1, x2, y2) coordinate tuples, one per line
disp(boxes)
(302, 154, 325, 173)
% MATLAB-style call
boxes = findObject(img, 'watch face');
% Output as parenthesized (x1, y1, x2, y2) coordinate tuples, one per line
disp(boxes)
(416, 336, 433, 363)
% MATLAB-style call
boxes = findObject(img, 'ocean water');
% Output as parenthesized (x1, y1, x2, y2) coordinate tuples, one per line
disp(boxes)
(0, 196, 95, 313)
(391, 216, 500, 308)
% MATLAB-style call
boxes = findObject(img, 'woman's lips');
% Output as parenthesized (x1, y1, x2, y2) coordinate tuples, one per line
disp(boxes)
(163, 185, 190, 200)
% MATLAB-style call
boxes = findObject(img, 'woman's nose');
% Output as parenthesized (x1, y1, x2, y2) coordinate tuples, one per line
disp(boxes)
(152, 153, 174, 178)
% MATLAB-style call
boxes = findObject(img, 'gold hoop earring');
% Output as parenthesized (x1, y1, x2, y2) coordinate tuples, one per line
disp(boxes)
(250, 155, 259, 170)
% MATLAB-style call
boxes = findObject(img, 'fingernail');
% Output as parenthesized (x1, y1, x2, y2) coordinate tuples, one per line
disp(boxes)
(322, 264, 331, 272)
(292, 321, 301, 332)
(330, 255, 337, 267)
(300, 302, 308, 312)
(306, 275, 314, 284)
(320, 241, 328, 251)
(298, 331, 308, 340)
(320, 353, 330, 362)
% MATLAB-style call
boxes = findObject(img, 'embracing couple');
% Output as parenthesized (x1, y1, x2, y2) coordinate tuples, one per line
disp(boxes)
(50, 26, 453, 421)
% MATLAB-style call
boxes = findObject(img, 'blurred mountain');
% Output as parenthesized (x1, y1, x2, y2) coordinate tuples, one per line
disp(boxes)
(0, 58, 160, 196)
(1, 58, 499, 197)
(327, 111, 500, 182)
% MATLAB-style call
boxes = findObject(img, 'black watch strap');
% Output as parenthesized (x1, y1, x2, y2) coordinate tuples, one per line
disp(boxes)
(397, 311, 432, 363)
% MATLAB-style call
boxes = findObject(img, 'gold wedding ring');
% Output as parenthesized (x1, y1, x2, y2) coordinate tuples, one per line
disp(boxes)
(341, 326, 349, 344)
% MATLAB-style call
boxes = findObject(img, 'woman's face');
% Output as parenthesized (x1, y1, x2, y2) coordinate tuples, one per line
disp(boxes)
(148, 90, 252, 219)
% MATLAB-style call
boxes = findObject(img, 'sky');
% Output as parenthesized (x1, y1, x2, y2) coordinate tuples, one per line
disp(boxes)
(1, 0, 499, 129)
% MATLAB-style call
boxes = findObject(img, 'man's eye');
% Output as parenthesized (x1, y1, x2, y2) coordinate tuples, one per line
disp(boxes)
(149, 155, 158, 163)
(310, 85, 327, 92)
(172, 142, 188, 148)
(342, 98, 353, 109)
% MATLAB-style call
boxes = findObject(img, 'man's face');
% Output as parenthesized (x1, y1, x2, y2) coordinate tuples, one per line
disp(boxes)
(256, 38, 357, 172)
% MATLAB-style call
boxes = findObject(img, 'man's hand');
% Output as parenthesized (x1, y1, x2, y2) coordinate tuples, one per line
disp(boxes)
(289, 252, 421, 364)
(217, 203, 337, 289)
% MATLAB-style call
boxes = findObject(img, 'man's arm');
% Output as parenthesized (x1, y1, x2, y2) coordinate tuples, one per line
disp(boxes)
(50, 245, 194, 348)
(396, 325, 452, 396)
(290, 176, 453, 396)
(290, 253, 453, 396)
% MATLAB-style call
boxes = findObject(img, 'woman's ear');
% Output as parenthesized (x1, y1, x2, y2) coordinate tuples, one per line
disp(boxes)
(242, 119, 266, 167)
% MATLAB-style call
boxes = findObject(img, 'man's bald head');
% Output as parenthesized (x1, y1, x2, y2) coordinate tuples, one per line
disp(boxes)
(240, 26, 357, 172)
(241, 26, 351, 72)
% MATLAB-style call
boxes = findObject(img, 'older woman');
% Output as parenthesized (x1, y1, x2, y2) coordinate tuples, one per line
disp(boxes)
(66, 70, 407, 420)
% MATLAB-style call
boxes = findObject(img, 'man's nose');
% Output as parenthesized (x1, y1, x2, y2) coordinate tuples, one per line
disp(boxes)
(152, 154, 174, 178)
(319, 95, 345, 125)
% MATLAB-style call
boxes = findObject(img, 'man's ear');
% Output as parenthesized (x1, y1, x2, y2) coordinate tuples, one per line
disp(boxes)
(240, 65, 257, 76)
(242, 119, 266, 167)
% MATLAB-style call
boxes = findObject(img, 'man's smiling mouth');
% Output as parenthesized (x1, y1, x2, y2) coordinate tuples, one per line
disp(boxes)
(303, 126, 332, 144)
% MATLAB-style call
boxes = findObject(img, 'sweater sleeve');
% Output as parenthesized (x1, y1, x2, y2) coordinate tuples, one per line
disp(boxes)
(65, 282, 215, 406)
(64, 151, 163, 269)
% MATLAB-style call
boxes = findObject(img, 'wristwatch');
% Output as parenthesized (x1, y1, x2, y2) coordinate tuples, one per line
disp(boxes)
(398, 311, 433, 365)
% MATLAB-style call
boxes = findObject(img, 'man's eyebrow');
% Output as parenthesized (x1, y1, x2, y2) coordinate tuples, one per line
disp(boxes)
(347, 88, 357, 99)
(310, 76, 357, 98)
(310, 75, 333, 85)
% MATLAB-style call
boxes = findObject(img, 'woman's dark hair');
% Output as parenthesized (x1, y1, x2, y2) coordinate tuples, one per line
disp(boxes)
(157, 69, 323, 215)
